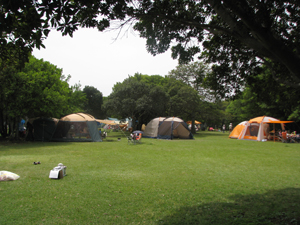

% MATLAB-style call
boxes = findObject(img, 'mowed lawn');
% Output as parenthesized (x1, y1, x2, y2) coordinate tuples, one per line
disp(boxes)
(0, 131, 299, 225)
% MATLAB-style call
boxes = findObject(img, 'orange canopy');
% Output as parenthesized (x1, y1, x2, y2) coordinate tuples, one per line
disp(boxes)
(264, 121, 294, 124)
(186, 120, 202, 125)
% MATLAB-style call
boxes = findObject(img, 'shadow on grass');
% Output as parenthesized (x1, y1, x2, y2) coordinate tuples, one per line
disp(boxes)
(0, 139, 101, 150)
(158, 188, 300, 225)
(193, 131, 229, 138)
(103, 138, 120, 142)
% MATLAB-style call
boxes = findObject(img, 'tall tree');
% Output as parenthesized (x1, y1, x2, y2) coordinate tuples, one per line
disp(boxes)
(200, 100, 226, 130)
(104, 76, 169, 130)
(0, 56, 84, 137)
(82, 86, 104, 118)
(134, 0, 300, 96)
(247, 66, 300, 121)
(67, 83, 88, 115)
(16, 56, 71, 118)
(225, 88, 265, 125)
(133, 73, 169, 87)
(168, 61, 214, 101)
(169, 84, 202, 133)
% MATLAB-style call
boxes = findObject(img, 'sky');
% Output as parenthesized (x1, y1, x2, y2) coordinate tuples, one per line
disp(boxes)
(32, 28, 179, 97)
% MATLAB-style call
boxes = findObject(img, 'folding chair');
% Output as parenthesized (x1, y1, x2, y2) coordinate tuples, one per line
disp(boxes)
(281, 132, 288, 143)
(127, 136, 135, 144)
(135, 133, 142, 143)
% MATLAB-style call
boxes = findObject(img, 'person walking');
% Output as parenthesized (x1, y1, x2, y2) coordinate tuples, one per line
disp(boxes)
(229, 123, 233, 132)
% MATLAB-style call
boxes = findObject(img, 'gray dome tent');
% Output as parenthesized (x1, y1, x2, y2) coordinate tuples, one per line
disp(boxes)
(143, 117, 193, 140)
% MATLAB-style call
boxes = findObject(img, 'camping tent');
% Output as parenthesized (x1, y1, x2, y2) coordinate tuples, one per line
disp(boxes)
(51, 113, 102, 142)
(229, 121, 248, 139)
(143, 117, 193, 140)
(27, 117, 59, 141)
(143, 117, 166, 138)
(238, 116, 285, 141)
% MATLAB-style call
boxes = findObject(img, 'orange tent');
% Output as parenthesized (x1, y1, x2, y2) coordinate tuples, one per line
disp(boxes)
(229, 121, 248, 139)
(238, 116, 293, 141)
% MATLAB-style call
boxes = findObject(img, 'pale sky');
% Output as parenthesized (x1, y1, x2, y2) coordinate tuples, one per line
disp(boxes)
(32, 28, 179, 97)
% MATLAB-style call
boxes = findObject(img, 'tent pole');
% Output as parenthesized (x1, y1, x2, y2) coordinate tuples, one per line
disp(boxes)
(273, 124, 275, 142)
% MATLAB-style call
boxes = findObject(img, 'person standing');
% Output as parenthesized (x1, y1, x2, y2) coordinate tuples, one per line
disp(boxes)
(229, 123, 233, 132)
(222, 124, 226, 133)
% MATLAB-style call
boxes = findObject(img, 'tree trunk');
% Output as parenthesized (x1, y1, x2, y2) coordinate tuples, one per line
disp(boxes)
(15, 117, 19, 139)
(131, 116, 137, 131)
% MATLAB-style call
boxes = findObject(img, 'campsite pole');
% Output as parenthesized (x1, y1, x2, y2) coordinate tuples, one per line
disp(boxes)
(273, 124, 275, 142)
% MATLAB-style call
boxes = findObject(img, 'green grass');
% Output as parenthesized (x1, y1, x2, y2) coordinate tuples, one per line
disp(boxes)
(0, 131, 299, 225)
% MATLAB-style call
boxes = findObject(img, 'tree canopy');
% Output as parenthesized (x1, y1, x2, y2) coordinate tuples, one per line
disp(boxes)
(168, 61, 214, 101)
(104, 73, 210, 132)
(82, 86, 104, 119)
(2, 0, 300, 97)
(104, 75, 169, 130)
(1, 56, 71, 119)
(0, 55, 87, 137)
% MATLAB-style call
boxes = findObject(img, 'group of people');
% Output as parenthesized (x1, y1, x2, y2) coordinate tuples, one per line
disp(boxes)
(208, 123, 233, 133)
(222, 123, 233, 133)
(277, 130, 299, 143)
(264, 124, 299, 143)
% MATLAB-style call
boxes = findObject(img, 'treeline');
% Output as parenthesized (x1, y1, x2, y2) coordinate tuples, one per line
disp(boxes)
(0, 56, 104, 138)
(1, 57, 299, 139)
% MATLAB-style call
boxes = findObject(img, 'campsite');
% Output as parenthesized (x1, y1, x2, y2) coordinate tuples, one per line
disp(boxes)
(1, 131, 299, 225)
(2, 1, 300, 224)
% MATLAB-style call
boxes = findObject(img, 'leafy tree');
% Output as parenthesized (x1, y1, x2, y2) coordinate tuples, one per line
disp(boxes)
(2, 0, 300, 97)
(133, 73, 169, 87)
(226, 86, 271, 123)
(104, 76, 169, 130)
(247, 66, 300, 121)
(67, 83, 88, 115)
(0, 56, 85, 137)
(0, 52, 23, 137)
(168, 61, 216, 102)
(200, 100, 226, 130)
(225, 63, 300, 125)
(17, 56, 72, 118)
(133, 0, 300, 96)
(82, 86, 104, 119)
(169, 84, 202, 133)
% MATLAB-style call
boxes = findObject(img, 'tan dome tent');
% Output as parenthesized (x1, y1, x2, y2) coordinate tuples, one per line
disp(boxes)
(143, 117, 193, 140)
(143, 117, 166, 138)
(52, 113, 102, 142)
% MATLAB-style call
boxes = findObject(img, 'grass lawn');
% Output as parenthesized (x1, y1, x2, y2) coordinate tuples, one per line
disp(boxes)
(0, 131, 299, 225)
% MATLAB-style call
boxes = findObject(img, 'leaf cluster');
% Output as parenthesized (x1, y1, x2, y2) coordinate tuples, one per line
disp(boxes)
(82, 85, 104, 118)
(0, 56, 88, 137)
(104, 72, 221, 130)
(2, 0, 300, 101)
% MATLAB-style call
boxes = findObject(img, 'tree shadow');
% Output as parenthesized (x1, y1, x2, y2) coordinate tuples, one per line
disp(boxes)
(157, 188, 300, 225)
(0, 140, 74, 148)
(193, 131, 228, 138)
